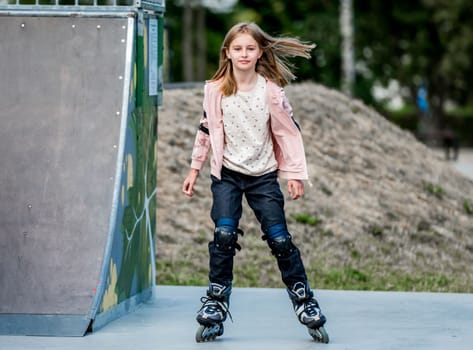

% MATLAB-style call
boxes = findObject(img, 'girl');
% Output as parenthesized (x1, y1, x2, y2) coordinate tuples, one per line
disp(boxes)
(182, 22, 328, 342)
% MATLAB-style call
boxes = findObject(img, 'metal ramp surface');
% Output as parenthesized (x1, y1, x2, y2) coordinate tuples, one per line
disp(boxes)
(0, 3, 164, 336)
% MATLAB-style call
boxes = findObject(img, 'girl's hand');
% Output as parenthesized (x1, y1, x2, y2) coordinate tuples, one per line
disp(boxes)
(288, 179, 304, 200)
(182, 168, 200, 197)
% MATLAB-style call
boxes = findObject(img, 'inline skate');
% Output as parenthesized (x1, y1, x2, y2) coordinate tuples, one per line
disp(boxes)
(195, 283, 232, 342)
(288, 282, 329, 343)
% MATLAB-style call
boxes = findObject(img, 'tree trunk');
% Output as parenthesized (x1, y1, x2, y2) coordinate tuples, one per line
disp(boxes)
(182, 1, 194, 82)
(195, 5, 207, 81)
(340, 0, 355, 96)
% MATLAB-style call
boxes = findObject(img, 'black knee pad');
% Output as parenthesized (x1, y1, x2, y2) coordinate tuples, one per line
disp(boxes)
(267, 233, 298, 259)
(213, 226, 241, 252)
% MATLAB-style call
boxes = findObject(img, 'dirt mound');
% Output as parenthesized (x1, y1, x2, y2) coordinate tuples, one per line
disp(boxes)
(156, 82, 473, 291)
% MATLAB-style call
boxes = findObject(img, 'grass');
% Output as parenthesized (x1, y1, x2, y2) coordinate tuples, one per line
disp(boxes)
(290, 213, 322, 226)
(155, 206, 473, 293)
(156, 259, 208, 286)
(424, 182, 444, 199)
(310, 267, 458, 292)
(156, 258, 473, 293)
(464, 200, 473, 215)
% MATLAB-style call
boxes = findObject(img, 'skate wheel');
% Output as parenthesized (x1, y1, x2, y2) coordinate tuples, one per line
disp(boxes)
(217, 323, 224, 336)
(308, 326, 329, 343)
(195, 323, 223, 343)
(195, 325, 206, 343)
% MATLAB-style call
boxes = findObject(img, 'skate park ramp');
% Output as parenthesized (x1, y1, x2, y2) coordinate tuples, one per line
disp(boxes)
(0, 7, 162, 336)
(1, 285, 473, 350)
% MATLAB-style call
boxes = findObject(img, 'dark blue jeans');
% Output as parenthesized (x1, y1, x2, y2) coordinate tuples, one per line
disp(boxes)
(208, 167, 308, 289)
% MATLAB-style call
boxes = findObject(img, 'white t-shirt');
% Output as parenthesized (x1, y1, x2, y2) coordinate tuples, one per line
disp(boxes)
(221, 75, 278, 176)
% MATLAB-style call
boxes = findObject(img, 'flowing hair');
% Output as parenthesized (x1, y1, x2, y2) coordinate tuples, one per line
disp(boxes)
(210, 22, 316, 96)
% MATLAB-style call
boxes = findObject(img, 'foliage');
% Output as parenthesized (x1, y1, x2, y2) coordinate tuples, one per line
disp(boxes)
(156, 257, 472, 293)
(355, 0, 473, 120)
(424, 182, 445, 199)
(312, 268, 458, 292)
(291, 213, 322, 226)
(449, 105, 473, 119)
(165, 0, 473, 121)
(464, 200, 473, 215)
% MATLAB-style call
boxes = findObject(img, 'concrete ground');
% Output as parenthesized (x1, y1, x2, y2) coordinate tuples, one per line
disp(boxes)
(2, 150, 472, 350)
(2, 285, 473, 350)
(452, 147, 473, 179)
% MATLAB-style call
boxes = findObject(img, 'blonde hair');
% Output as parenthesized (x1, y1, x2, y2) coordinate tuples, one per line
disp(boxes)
(210, 22, 315, 96)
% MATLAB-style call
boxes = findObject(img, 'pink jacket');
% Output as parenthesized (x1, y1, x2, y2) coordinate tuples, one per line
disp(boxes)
(190, 78, 308, 181)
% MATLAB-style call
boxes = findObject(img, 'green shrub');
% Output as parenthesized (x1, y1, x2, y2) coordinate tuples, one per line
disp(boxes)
(291, 213, 322, 226)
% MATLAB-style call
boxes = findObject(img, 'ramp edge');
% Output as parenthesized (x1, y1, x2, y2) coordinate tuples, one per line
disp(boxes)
(90, 286, 153, 333)
(0, 314, 90, 337)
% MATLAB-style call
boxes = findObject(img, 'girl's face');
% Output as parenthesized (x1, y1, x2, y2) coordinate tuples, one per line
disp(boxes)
(226, 33, 263, 73)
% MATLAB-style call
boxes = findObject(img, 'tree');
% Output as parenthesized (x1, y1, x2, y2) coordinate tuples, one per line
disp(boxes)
(165, 0, 473, 134)
(171, 0, 238, 82)
(182, 1, 194, 81)
(340, 0, 355, 96)
(355, 0, 473, 129)
(180, 0, 208, 82)
(236, 0, 341, 87)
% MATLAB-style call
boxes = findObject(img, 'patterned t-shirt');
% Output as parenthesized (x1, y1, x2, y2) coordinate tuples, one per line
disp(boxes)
(221, 75, 278, 176)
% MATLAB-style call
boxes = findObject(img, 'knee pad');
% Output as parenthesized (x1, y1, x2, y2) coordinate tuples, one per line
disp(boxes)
(214, 226, 242, 252)
(266, 230, 297, 259)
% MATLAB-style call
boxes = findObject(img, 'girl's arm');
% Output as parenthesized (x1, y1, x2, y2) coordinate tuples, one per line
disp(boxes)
(183, 111, 210, 197)
(182, 168, 200, 197)
(190, 111, 211, 170)
(287, 179, 304, 200)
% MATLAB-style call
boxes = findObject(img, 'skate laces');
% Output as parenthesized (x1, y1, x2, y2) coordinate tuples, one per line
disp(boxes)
(294, 298, 321, 321)
(303, 299, 320, 317)
(199, 296, 233, 322)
